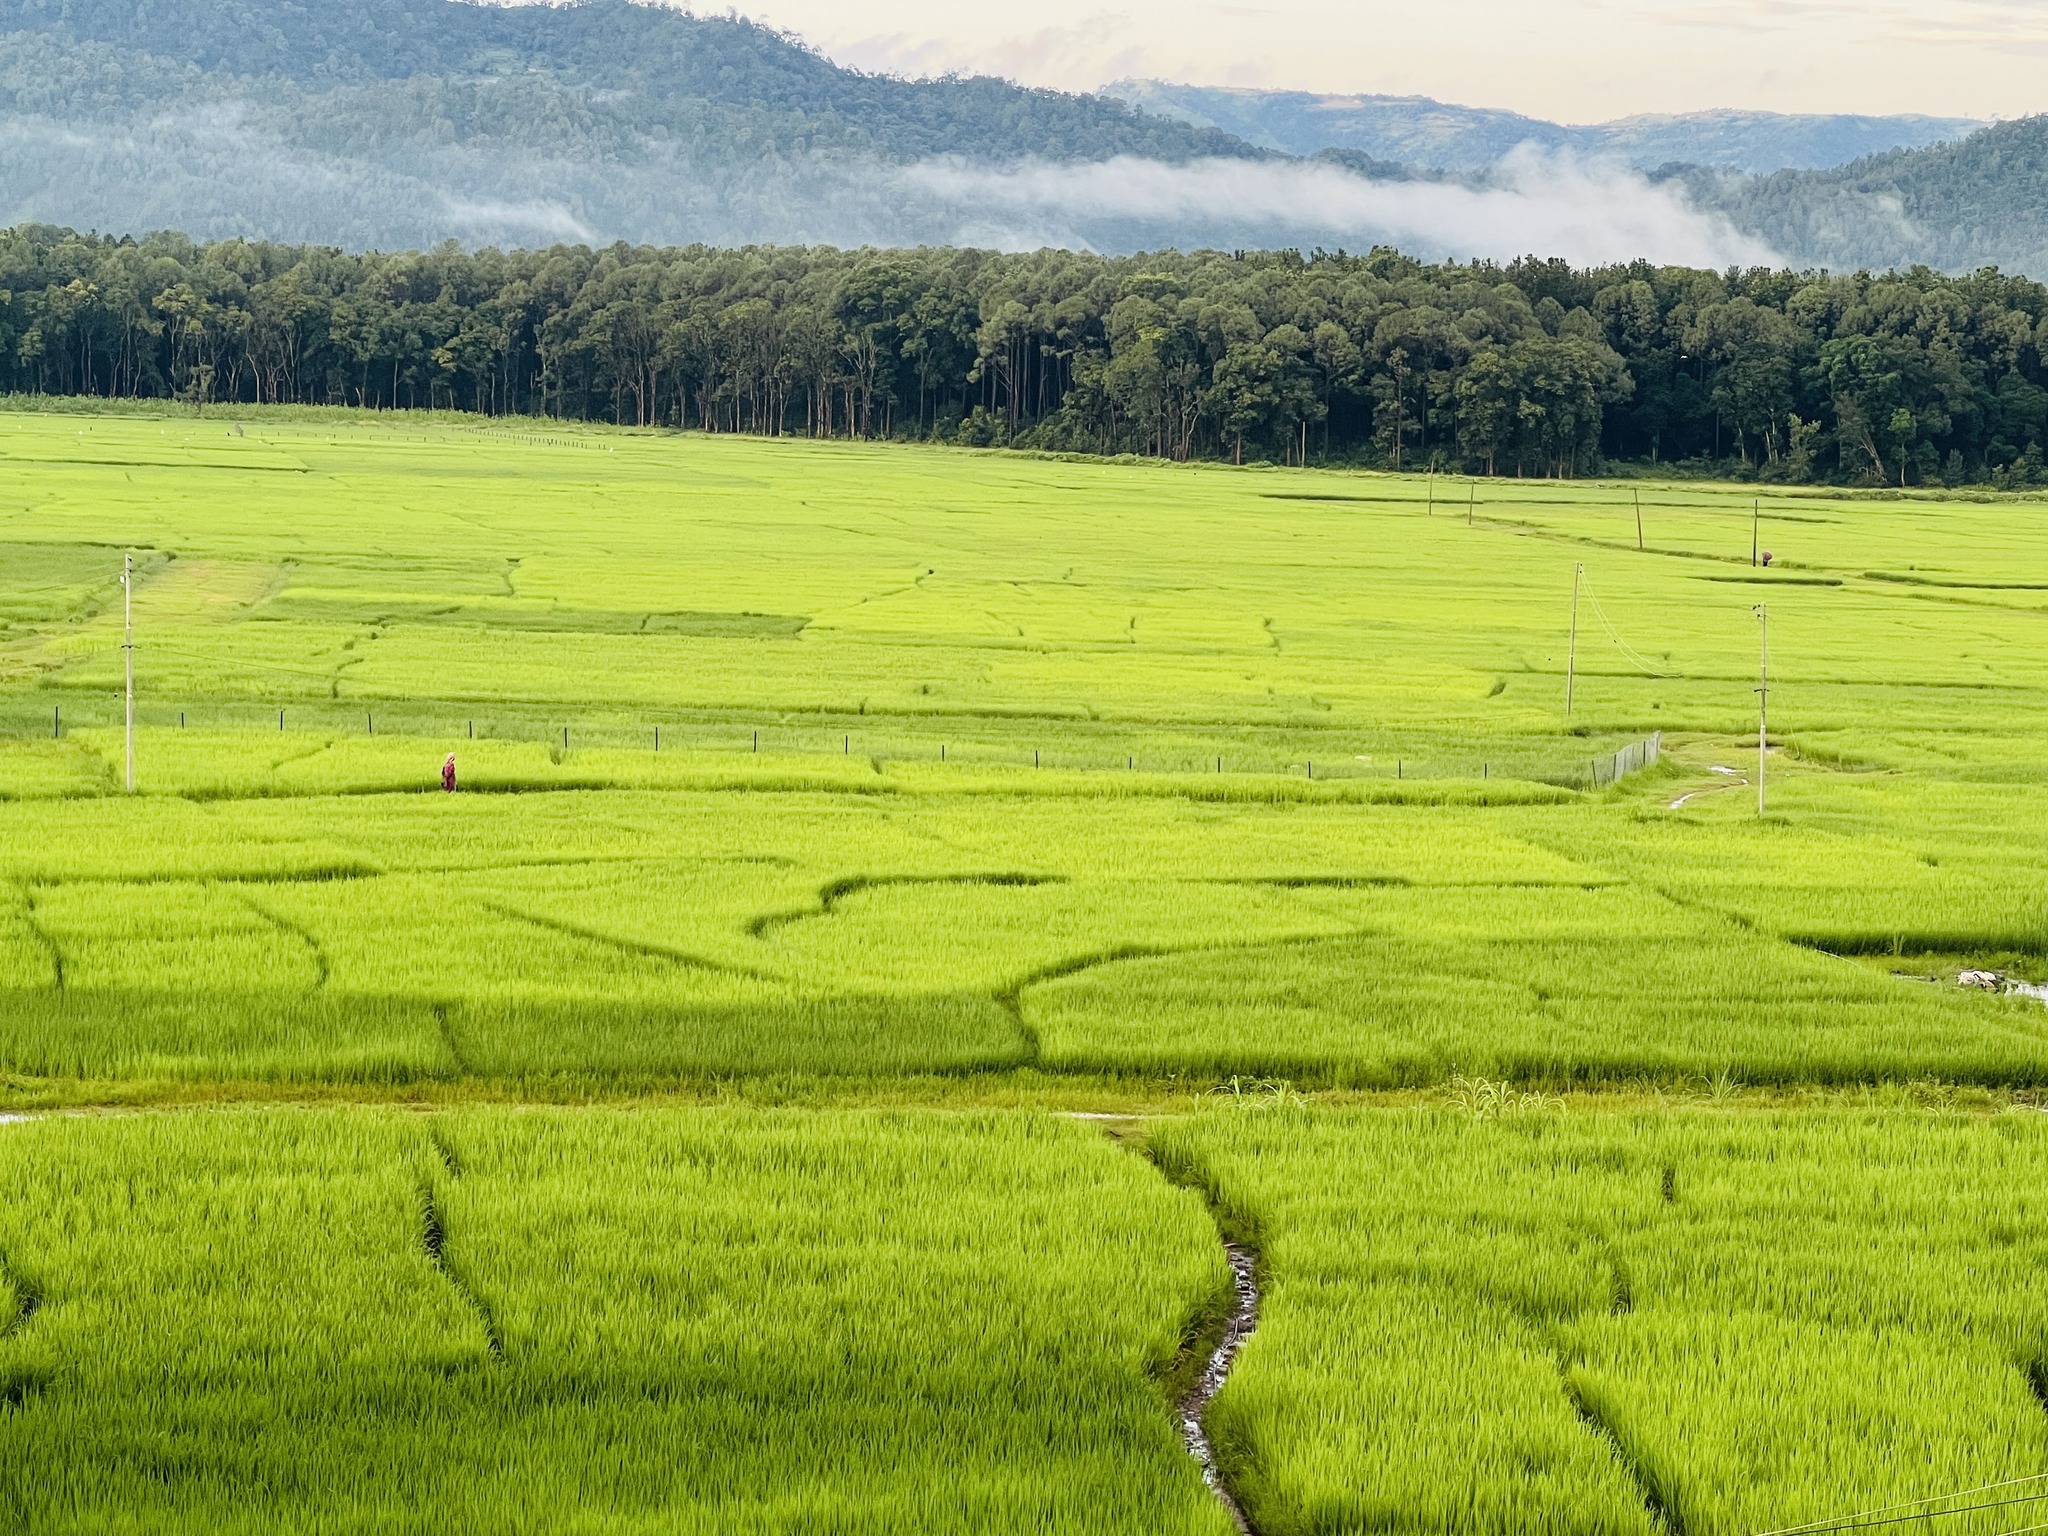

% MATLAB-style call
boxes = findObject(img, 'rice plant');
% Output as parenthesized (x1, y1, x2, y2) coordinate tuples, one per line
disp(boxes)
(0, 1105, 1233, 1534)
(4, 412, 2048, 1088)
(1154, 1107, 2048, 1536)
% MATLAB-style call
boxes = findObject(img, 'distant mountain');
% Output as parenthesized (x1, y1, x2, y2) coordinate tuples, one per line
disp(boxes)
(0, 0, 2043, 278)
(1105, 81, 1981, 175)
(1, 0, 1250, 164)
(0, 0, 1257, 249)
(1678, 115, 2048, 275)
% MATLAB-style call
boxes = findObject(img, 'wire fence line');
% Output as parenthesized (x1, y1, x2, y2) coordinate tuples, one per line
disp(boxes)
(3, 696, 1672, 791)
(1586, 730, 1662, 789)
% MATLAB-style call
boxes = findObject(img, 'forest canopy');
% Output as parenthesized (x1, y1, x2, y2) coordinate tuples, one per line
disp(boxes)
(5, 223, 2047, 487)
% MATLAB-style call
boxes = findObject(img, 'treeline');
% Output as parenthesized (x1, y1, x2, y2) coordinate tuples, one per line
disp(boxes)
(5, 222, 2048, 484)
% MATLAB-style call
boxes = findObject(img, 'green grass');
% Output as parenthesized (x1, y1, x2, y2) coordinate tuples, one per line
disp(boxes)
(1155, 1105, 2048, 1536)
(5, 409, 2048, 1089)
(0, 1105, 1232, 1534)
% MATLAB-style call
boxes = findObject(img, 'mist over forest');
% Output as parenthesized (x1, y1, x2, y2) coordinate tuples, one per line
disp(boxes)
(0, 0, 2043, 273)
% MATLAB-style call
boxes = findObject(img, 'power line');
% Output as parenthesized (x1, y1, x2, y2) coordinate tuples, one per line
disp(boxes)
(1577, 570, 1673, 677)
(1752, 1473, 2048, 1536)
(1757, 1488, 2048, 1536)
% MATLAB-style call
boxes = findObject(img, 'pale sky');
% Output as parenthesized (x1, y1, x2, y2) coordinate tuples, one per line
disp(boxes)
(725, 0, 2048, 123)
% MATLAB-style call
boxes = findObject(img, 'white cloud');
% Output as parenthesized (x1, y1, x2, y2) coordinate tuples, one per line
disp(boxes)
(436, 195, 595, 244)
(900, 149, 1782, 268)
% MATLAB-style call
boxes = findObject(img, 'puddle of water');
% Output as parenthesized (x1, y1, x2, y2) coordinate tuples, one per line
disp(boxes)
(1956, 972, 2048, 1008)
(1671, 774, 1747, 809)
(0, 1114, 28, 1125)
(1181, 1243, 1260, 1534)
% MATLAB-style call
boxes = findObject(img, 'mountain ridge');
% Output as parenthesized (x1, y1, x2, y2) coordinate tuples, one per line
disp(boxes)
(0, 0, 2039, 277)
(1103, 79, 1982, 175)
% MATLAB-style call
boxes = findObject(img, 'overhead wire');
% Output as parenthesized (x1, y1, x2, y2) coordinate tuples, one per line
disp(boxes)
(142, 640, 360, 686)
(1757, 1489, 2048, 1536)
(1576, 569, 1675, 677)
(1750, 1473, 2048, 1536)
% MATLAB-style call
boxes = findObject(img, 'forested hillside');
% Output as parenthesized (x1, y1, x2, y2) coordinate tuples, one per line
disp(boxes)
(1, 0, 2041, 274)
(0, 0, 1246, 163)
(1680, 117, 2048, 278)
(1107, 83, 1977, 176)
(6, 224, 2046, 487)
(0, 0, 1257, 251)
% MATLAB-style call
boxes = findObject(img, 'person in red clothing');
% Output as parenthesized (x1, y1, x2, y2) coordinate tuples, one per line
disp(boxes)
(441, 752, 457, 792)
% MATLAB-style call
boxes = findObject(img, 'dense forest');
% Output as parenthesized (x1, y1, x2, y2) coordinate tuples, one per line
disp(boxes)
(5, 223, 2047, 486)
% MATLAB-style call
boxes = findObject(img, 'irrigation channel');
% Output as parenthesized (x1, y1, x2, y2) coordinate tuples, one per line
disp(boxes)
(1181, 1243, 1262, 1534)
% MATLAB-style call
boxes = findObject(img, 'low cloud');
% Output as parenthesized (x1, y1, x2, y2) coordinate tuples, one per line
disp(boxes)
(902, 148, 1784, 267)
(437, 195, 595, 245)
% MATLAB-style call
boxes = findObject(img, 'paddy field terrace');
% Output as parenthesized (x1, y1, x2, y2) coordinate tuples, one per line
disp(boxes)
(1, 407, 2046, 1533)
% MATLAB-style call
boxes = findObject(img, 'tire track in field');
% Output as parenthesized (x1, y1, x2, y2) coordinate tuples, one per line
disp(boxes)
(16, 885, 62, 990)
(420, 1125, 502, 1360)
(0, 1241, 46, 1415)
(1499, 1234, 1678, 1536)
(228, 886, 329, 991)
(997, 943, 1195, 1060)
(1561, 1374, 1681, 1536)
(0, 1248, 40, 1342)
(1001, 929, 1368, 1065)
(477, 898, 773, 979)
(747, 871, 1064, 939)
(431, 1003, 472, 1077)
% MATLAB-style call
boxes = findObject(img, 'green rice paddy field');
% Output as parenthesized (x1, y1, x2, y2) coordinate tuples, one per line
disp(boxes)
(4, 407, 2048, 1532)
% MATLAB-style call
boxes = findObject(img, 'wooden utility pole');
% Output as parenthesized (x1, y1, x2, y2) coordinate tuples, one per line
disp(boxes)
(1467, 483, 1474, 527)
(1634, 488, 1644, 551)
(1426, 472, 1434, 517)
(1755, 603, 1769, 816)
(1566, 562, 1583, 717)
(123, 553, 135, 793)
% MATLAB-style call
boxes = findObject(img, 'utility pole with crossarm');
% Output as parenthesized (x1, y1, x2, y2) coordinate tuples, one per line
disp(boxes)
(123, 553, 135, 794)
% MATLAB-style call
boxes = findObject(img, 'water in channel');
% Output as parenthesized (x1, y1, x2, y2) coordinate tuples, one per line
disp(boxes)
(1181, 1242, 1261, 1534)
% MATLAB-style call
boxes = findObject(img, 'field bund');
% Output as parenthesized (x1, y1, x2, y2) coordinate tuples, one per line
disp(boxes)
(1, 410, 2047, 1532)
